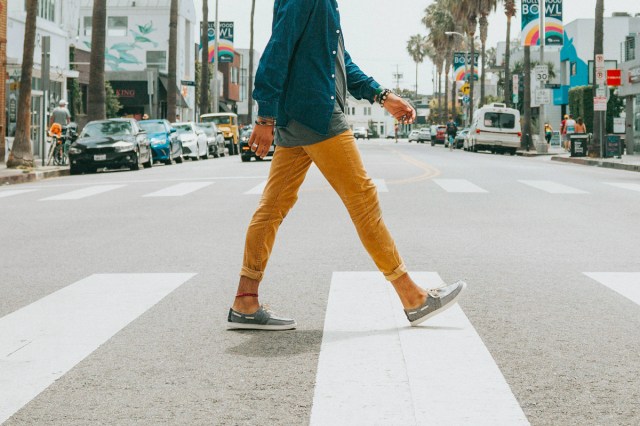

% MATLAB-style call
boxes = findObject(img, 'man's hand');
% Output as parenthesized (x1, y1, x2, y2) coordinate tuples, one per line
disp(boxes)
(249, 124, 275, 159)
(383, 93, 416, 124)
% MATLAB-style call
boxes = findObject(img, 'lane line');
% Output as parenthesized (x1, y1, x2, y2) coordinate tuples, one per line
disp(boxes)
(310, 272, 529, 425)
(40, 185, 126, 201)
(0, 273, 196, 424)
(604, 183, 640, 193)
(519, 180, 587, 194)
(372, 178, 389, 193)
(244, 180, 267, 195)
(584, 272, 640, 306)
(0, 189, 37, 199)
(433, 179, 488, 193)
(143, 182, 213, 197)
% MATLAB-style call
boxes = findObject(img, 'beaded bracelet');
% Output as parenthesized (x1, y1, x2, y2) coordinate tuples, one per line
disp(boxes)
(376, 89, 392, 107)
(255, 119, 276, 126)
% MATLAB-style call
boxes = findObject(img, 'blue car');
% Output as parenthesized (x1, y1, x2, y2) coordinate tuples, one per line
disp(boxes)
(138, 119, 183, 165)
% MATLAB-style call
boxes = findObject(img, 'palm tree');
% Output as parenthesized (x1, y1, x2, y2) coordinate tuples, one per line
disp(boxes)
(87, 0, 107, 121)
(199, 0, 209, 115)
(406, 34, 428, 97)
(167, 0, 178, 122)
(591, 0, 604, 157)
(248, 0, 256, 124)
(522, 45, 532, 150)
(6, 0, 38, 168)
(503, 0, 517, 106)
(478, 0, 498, 107)
(423, 1, 452, 122)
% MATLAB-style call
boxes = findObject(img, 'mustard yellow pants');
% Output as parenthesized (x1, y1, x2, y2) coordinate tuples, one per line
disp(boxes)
(241, 130, 407, 282)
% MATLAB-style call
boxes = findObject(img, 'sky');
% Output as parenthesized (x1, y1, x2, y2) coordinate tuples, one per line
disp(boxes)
(195, 0, 640, 95)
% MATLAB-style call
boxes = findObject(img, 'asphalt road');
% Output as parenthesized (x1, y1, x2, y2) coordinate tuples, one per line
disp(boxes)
(1, 139, 639, 425)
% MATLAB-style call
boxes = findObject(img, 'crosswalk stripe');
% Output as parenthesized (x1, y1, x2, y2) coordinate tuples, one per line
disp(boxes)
(310, 272, 529, 425)
(0, 189, 37, 199)
(519, 180, 587, 194)
(584, 272, 640, 306)
(433, 178, 488, 193)
(143, 182, 213, 197)
(372, 178, 389, 193)
(0, 273, 195, 424)
(604, 183, 640, 193)
(244, 180, 267, 195)
(40, 184, 126, 200)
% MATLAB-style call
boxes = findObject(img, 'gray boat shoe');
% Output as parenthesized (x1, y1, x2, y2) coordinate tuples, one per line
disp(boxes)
(227, 305, 297, 331)
(404, 280, 467, 326)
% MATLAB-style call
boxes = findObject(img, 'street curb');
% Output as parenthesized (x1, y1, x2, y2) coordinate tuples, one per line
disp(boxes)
(551, 156, 640, 172)
(517, 151, 557, 157)
(0, 168, 70, 185)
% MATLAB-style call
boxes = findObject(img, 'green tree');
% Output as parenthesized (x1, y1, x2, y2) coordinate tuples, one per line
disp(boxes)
(406, 34, 428, 97)
(478, 0, 498, 107)
(7, 0, 38, 168)
(105, 81, 122, 118)
(503, 0, 517, 106)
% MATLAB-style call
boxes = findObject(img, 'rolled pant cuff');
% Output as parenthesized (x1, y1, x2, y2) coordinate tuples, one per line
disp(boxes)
(384, 263, 407, 282)
(240, 267, 263, 281)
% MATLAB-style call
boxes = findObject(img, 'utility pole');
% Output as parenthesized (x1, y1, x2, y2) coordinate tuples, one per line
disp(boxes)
(393, 65, 403, 92)
(538, 0, 546, 146)
(212, 0, 219, 114)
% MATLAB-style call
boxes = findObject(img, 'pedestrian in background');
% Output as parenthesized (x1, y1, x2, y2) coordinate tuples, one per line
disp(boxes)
(227, 0, 466, 331)
(560, 114, 568, 150)
(49, 100, 71, 128)
(575, 117, 587, 134)
(544, 122, 553, 144)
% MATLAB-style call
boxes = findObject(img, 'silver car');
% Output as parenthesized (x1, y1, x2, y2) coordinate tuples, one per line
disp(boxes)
(197, 122, 227, 158)
(171, 122, 209, 160)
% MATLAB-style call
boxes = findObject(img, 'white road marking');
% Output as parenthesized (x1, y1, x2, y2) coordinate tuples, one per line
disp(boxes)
(143, 182, 213, 197)
(244, 180, 267, 195)
(310, 272, 529, 425)
(0, 273, 195, 424)
(0, 189, 37, 199)
(40, 184, 126, 200)
(519, 180, 587, 194)
(433, 179, 488, 193)
(372, 178, 389, 193)
(604, 183, 640, 193)
(584, 272, 640, 306)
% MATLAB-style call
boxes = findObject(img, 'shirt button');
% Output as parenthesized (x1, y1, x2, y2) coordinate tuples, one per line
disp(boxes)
(332, 50, 336, 55)
(331, 74, 335, 78)
(336, 30, 340, 34)
(331, 96, 335, 100)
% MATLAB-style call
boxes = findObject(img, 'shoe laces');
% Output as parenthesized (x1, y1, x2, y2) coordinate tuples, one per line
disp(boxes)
(427, 283, 451, 299)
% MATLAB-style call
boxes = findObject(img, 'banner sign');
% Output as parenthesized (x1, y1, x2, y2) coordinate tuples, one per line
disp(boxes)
(521, 0, 564, 47)
(453, 52, 480, 81)
(201, 22, 235, 63)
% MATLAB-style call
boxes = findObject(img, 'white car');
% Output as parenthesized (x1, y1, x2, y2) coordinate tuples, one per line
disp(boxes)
(408, 129, 420, 142)
(197, 122, 227, 158)
(465, 103, 522, 155)
(171, 122, 209, 160)
(353, 127, 370, 140)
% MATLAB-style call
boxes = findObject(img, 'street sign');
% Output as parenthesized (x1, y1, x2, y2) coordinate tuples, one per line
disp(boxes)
(595, 69, 606, 85)
(596, 87, 607, 98)
(613, 117, 625, 133)
(594, 96, 607, 111)
(462, 95, 470, 105)
(513, 93, 519, 104)
(460, 82, 470, 95)
(512, 74, 519, 89)
(534, 65, 549, 83)
(535, 89, 552, 105)
(606, 69, 622, 86)
(181, 80, 196, 87)
(595, 54, 605, 66)
(545, 83, 561, 89)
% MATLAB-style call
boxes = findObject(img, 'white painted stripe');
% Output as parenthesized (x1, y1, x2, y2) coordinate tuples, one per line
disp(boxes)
(0, 189, 37, 199)
(244, 180, 267, 195)
(0, 273, 195, 424)
(519, 180, 587, 194)
(434, 178, 488, 193)
(372, 178, 389, 193)
(605, 183, 640, 193)
(584, 272, 640, 306)
(143, 181, 213, 197)
(40, 184, 126, 200)
(311, 272, 529, 425)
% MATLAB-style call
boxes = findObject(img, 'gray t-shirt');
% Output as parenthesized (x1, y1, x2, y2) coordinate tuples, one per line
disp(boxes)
(51, 107, 71, 125)
(275, 36, 350, 147)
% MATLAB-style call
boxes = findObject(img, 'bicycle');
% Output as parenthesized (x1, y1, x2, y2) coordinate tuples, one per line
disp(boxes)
(46, 124, 74, 166)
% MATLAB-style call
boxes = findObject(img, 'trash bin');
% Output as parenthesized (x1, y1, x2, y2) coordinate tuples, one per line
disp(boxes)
(570, 134, 589, 157)
(604, 134, 622, 158)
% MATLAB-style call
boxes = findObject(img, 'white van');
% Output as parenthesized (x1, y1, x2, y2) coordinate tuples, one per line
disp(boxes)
(465, 103, 521, 155)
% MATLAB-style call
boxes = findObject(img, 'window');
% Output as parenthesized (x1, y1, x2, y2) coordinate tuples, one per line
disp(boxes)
(483, 112, 515, 129)
(33, 0, 55, 22)
(231, 67, 239, 85)
(107, 17, 128, 37)
(625, 36, 636, 62)
(146, 51, 167, 71)
(83, 16, 92, 37)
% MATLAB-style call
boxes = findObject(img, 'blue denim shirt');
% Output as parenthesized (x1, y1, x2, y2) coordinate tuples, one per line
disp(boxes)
(253, 0, 381, 135)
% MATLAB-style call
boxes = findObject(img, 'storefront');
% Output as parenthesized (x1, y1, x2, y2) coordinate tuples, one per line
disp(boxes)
(619, 35, 640, 155)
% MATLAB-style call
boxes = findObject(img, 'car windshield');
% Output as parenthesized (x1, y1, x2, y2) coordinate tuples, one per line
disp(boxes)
(484, 112, 516, 129)
(172, 124, 193, 134)
(139, 122, 166, 133)
(81, 121, 133, 138)
(201, 116, 232, 125)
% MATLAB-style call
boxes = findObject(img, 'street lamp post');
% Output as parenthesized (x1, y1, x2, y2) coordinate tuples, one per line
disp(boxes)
(212, 0, 219, 114)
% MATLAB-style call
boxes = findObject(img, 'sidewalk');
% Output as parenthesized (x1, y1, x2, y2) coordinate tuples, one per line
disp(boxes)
(0, 161, 69, 185)
(551, 153, 640, 173)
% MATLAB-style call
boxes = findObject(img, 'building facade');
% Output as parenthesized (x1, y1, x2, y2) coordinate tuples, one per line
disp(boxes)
(619, 32, 640, 153)
(345, 95, 397, 137)
(235, 48, 260, 125)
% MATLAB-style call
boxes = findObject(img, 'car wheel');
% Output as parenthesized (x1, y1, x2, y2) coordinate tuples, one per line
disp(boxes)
(69, 164, 84, 175)
(202, 146, 210, 160)
(143, 151, 153, 168)
(130, 152, 140, 170)
(241, 155, 250, 162)
(213, 146, 220, 158)
(192, 145, 200, 161)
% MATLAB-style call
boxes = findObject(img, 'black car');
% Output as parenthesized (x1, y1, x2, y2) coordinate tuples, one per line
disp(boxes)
(240, 129, 275, 162)
(68, 118, 153, 174)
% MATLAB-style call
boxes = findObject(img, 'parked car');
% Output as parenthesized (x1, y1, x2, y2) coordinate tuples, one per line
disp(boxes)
(68, 118, 153, 174)
(239, 129, 275, 162)
(417, 128, 431, 143)
(432, 125, 447, 146)
(197, 122, 227, 158)
(453, 128, 470, 149)
(171, 122, 209, 160)
(353, 127, 370, 140)
(465, 103, 521, 155)
(200, 112, 239, 155)
(408, 129, 420, 143)
(138, 119, 183, 165)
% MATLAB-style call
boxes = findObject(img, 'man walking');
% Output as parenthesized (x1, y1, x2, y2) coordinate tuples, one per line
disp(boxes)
(446, 116, 458, 151)
(227, 0, 466, 331)
(49, 99, 71, 127)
